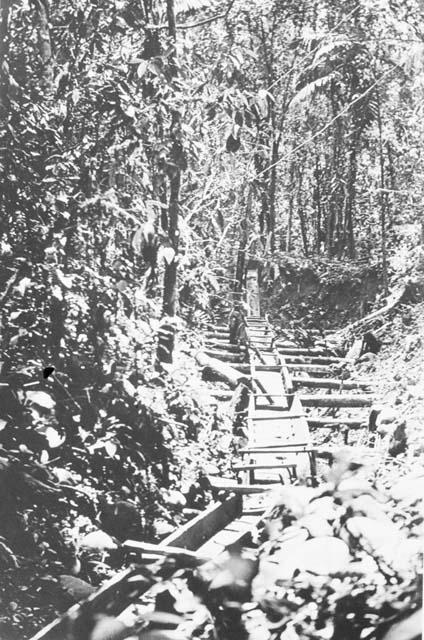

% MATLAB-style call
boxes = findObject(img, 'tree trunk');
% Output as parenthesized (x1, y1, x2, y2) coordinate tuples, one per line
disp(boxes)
(313, 155, 323, 254)
(286, 160, 295, 251)
(157, 0, 181, 364)
(34, 0, 53, 95)
(296, 162, 309, 256)
(234, 187, 252, 293)
(377, 92, 388, 295)
(267, 137, 278, 251)
(0, 0, 10, 120)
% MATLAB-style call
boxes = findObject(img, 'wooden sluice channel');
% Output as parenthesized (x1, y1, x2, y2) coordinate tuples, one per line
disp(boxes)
(31, 266, 374, 639)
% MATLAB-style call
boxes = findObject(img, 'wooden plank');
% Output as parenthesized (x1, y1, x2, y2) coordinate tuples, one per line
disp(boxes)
(31, 496, 243, 640)
(300, 394, 373, 408)
(240, 446, 314, 454)
(208, 478, 276, 494)
(198, 518, 256, 549)
(122, 541, 208, 564)
(255, 403, 294, 411)
(233, 463, 296, 471)
(30, 568, 144, 640)
(277, 347, 328, 356)
(252, 414, 305, 421)
(307, 417, 365, 429)
(162, 494, 242, 550)
(245, 441, 310, 449)
(293, 377, 371, 390)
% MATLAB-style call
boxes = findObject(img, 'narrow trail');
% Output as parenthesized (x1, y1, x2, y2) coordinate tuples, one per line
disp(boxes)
(32, 268, 376, 640)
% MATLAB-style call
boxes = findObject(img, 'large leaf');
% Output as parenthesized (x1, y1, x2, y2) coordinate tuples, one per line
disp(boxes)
(390, 473, 424, 505)
(80, 530, 118, 551)
(381, 610, 422, 640)
(26, 390, 55, 409)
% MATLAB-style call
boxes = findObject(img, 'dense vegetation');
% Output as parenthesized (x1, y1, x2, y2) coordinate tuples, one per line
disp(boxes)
(0, 0, 423, 637)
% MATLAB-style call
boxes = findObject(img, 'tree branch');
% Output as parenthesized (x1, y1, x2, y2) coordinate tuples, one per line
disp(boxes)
(146, 0, 235, 31)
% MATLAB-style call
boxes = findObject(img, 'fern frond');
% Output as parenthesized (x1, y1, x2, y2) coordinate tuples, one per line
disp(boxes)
(174, 0, 216, 14)
(312, 35, 350, 67)
(290, 72, 338, 107)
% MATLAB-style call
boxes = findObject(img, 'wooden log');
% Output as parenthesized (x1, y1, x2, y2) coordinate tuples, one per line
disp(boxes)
(300, 394, 373, 407)
(204, 348, 245, 363)
(208, 478, 277, 494)
(123, 541, 208, 565)
(162, 494, 242, 550)
(277, 347, 328, 356)
(205, 341, 245, 353)
(196, 351, 250, 388)
(206, 330, 230, 338)
(293, 377, 372, 390)
(286, 363, 338, 375)
(307, 417, 365, 429)
(231, 364, 251, 373)
(341, 284, 407, 333)
(285, 356, 348, 365)
(233, 463, 296, 471)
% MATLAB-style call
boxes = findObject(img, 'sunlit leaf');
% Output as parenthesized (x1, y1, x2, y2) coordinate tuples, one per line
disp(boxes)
(381, 609, 422, 640)
(26, 390, 55, 409)
(80, 530, 118, 550)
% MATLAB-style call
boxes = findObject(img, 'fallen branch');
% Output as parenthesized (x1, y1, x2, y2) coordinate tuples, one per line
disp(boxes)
(341, 284, 407, 334)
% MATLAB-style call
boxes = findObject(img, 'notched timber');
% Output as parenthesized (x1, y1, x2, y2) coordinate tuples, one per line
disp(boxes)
(196, 351, 251, 389)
